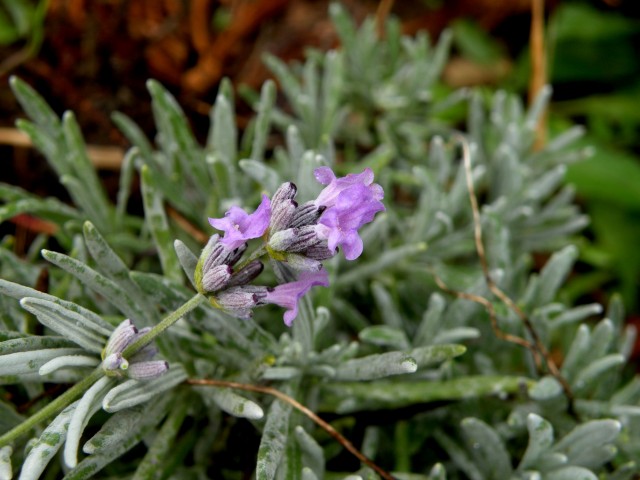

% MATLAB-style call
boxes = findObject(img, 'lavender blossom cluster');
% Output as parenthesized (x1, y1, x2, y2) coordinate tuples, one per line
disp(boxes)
(195, 167, 385, 325)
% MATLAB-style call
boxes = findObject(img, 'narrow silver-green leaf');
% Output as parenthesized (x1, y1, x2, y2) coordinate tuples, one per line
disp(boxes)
(239, 159, 281, 193)
(250, 80, 276, 163)
(10, 76, 60, 136)
(407, 344, 466, 368)
(0, 446, 11, 480)
(0, 347, 85, 376)
(39, 355, 100, 376)
(140, 166, 182, 282)
(42, 249, 147, 324)
(533, 245, 578, 306)
(0, 336, 76, 355)
(545, 466, 597, 480)
(131, 392, 189, 480)
(359, 326, 409, 350)
(62, 111, 111, 222)
(102, 365, 187, 412)
(334, 351, 417, 381)
(294, 426, 324, 479)
(111, 112, 154, 162)
(256, 386, 294, 480)
(205, 388, 264, 420)
(19, 401, 78, 480)
(553, 420, 621, 463)
(64, 376, 113, 468)
(461, 418, 512, 480)
(335, 243, 427, 288)
(64, 394, 172, 480)
(174, 239, 198, 288)
(518, 414, 554, 471)
(20, 297, 109, 352)
(322, 376, 529, 413)
(0, 279, 113, 330)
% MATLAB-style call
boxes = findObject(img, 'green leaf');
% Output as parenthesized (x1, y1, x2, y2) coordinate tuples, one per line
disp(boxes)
(62, 111, 111, 229)
(64, 376, 113, 468)
(19, 401, 78, 480)
(334, 351, 417, 381)
(111, 112, 154, 161)
(140, 166, 183, 283)
(546, 466, 597, 480)
(518, 413, 554, 471)
(250, 80, 276, 163)
(102, 364, 187, 412)
(174, 239, 198, 288)
(201, 388, 264, 420)
(321, 376, 529, 413)
(294, 425, 324, 479)
(19, 296, 109, 352)
(131, 391, 190, 480)
(553, 420, 621, 464)
(238, 159, 281, 193)
(0, 445, 11, 480)
(359, 325, 409, 350)
(461, 417, 512, 480)
(42, 249, 148, 324)
(534, 245, 578, 306)
(0, 347, 87, 376)
(10, 76, 60, 136)
(64, 394, 172, 480)
(256, 385, 294, 480)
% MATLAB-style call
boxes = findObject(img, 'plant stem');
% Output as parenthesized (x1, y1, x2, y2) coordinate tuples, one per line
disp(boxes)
(188, 378, 397, 480)
(234, 245, 267, 271)
(0, 366, 103, 447)
(123, 293, 206, 358)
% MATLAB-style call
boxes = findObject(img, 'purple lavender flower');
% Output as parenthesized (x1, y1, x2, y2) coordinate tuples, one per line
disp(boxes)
(314, 167, 383, 207)
(313, 167, 385, 260)
(265, 270, 329, 326)
(208, 195, 271, 250)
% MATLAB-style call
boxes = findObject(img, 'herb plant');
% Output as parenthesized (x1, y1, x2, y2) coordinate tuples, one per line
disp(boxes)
(1, 5, 638, 480)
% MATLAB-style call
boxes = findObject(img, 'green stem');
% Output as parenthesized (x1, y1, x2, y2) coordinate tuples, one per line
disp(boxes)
(123, 293, 206, 358)
(0, 366, 103, 447)
(234, 245, 268, 271)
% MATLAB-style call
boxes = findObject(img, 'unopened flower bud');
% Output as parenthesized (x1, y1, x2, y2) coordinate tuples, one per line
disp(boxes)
(304, 243, 336, 261)
(272, 182, 298, 205)
(201, 264, 232, 293)
(102, 319, 136, 360)
(102, 319, 167, 380)
(282, 253, 323, 272)
(268, 226, 321, 253)
(127, 360, 169, 380)
(226, 260, 264, 288)
(270, 199, 297, 232)
(289, 202, 326, 228)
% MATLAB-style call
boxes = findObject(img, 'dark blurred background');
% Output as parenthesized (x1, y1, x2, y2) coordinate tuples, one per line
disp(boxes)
(1, 0, 639, 329)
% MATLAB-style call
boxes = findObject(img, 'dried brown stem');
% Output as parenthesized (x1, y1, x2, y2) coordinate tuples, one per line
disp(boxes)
(187, 378, 396, 480)
(450, 133, 574, 404)
(375, 0, 395, 38)
(430, 269, 540, 365)
(529, 0, 547, 149)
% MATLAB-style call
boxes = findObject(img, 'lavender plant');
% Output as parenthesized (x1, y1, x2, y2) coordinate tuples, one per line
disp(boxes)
(1, 4, 640, 480)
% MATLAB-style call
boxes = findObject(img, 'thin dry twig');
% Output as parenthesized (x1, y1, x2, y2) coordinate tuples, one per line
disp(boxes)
(375, 0, 395, 38)
(0, 127, 124, 171)
(430, 269, 540, 365)
(529, 0, 547, 149)
(187, 378, 396, 480)
(445, 133, 574, 405)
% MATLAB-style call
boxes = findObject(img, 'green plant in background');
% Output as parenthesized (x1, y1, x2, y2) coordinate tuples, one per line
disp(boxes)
(449, 0, 640, 315)
(1, 4, 640, 479)
(0, 0, 47, 75)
